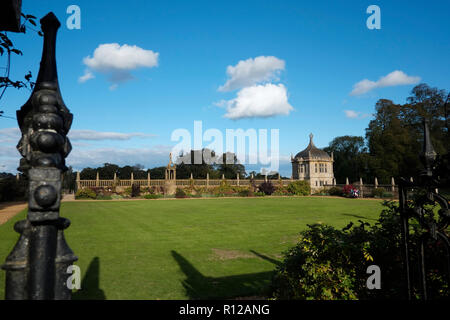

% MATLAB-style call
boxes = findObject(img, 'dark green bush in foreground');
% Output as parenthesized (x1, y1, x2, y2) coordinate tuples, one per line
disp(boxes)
(271, 201, 450, 300)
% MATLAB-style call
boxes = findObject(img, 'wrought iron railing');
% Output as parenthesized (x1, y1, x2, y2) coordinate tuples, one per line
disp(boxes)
(399, 119, 450, 299)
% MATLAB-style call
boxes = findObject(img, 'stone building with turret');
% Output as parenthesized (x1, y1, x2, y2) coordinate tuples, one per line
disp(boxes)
(291, 133, 334, 190)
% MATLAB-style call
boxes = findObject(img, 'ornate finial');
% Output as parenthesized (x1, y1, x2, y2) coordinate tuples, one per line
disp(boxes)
(169, 152, 173, 164)
(420, 119, 437, 177)
(16, 12, 72, 173)
(309, 133, 315, 146)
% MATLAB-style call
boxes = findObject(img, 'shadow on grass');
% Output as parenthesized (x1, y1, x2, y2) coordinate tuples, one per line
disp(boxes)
(342, 213, 377, 221)
(172, 250, 279, 299)
(72, 257, 106, 300)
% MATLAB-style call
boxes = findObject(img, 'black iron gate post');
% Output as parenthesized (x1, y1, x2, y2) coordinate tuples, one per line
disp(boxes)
(1, 12, 77, 300)
(399, 119, 450, 300)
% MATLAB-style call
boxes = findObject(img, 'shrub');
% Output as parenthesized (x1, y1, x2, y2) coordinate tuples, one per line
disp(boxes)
(254, 191, 265, 197)
(175, 188, 187, 198)
(273, 186, 291, 196)
(343, 184, 359, 198)
(96, 195, 112, 200)
(144, 194, 162, 199)
(146, 186, 157, 194)
(123, 186, 132, 197)
(0, 176, 27, 202)
(193, 187, 207, 197)
(238, 189, 253, 197)
(287, 180, 311, 196)
(188, 193, 202, 198)
(258, 181, 275, 195)
(211, 184, 235, 197)
(75, 188, 97, 199)
(131, 183, 141, 197)
(271, 201, 450, 300)
(313, 188, 328, 196)
(327, 186, 343, 196)
(371, 187, 385, 198)
(382, 192, 393, 198)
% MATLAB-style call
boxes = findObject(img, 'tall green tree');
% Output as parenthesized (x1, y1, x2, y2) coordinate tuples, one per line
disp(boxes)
(324, 136, 367, 184)
(365, 84, 449, 183)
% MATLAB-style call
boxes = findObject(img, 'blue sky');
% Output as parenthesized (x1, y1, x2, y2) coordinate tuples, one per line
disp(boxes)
(0, 0, 449, 175)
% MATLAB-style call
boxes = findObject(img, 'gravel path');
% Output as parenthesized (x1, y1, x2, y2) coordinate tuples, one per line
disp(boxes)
(0, 202, 27, 226)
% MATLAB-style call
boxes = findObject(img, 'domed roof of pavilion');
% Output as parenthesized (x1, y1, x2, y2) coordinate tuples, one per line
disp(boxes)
(294, 133, 331, 160)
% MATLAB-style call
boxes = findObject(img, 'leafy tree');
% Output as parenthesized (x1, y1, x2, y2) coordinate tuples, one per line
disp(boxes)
(1, 14, 41, 119)
(97, 163, 119, 179)
(365, 84, 448, 183)
(80, 167, 97, 180)
(324, 136, 367, 184)
(215, 152, 246, 179)
(176, 149, 215, 179)
(149, 166, 165, 179)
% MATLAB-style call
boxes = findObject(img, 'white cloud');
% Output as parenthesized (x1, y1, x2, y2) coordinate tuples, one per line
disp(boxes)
(221, 83, 294, 120)
(344, 110, 370, 119)
(69, 130, 157, 141)
(350, 70, 421, 96)
(219, 56, 285, 92)
(78, 69, 95, 83)
(344, 110, 360, 118)
(66, 145, 172, 171)
(80, 43, 159, 88)
(0, 127, 156, 142)
(0, 127, 20, 143)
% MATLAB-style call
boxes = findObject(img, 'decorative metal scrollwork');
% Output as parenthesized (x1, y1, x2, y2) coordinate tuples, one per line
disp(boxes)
(399, 119, 450, 300)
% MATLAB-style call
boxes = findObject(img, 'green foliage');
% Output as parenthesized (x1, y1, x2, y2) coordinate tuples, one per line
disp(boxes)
(123, 187, 132, 196)
(324, 135, 367, 183)
(287, 180, 311, 196)
(271, 201, 450, 300)
(254, 191, 265, 197)
(175, 188, 187, 198)
(272, 186, 291, 196)
(327, 186, 343, 196)
(0, 176, 27, 202)
(75, 188, 97, 200)
(238, 189, 253, 197)
(382, 192, 393, 198)
(143, 194, 162, 199)
(96, 195, 112, 200)
(371, 187, 385, 198)
(211, 183, 235, 197)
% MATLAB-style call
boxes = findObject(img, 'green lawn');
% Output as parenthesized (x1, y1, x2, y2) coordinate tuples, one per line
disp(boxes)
(0, 197, 384, 300)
